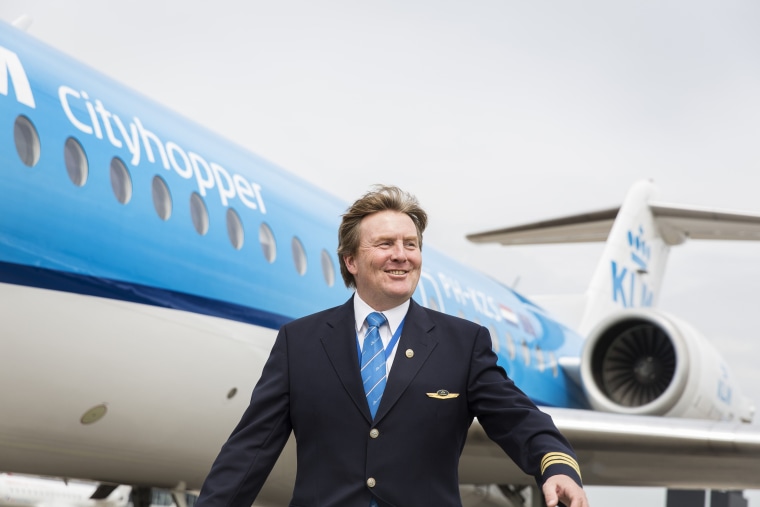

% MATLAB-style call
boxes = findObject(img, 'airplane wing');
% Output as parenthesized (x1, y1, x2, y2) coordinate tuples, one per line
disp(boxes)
(460, 407, 760, 489)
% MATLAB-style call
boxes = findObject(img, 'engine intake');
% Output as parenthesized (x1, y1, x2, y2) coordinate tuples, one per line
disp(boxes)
(580, 309, 751, 421)
(590, 319, 676, 408)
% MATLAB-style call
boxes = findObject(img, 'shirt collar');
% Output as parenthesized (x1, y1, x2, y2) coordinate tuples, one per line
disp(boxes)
(353, 292, 410, 336)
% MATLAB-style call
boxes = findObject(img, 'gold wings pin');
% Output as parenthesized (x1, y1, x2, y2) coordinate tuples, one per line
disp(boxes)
(426, 389, 460, 399)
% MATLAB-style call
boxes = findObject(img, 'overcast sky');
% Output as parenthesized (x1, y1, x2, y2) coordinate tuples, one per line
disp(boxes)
(3, 1, 760, 505)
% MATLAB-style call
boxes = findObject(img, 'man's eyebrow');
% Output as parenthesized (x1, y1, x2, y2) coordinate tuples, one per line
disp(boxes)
(370, 234, 418, 242)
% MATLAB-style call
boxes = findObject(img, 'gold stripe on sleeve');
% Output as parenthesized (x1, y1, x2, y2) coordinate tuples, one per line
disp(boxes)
(540, 452, 582, 479)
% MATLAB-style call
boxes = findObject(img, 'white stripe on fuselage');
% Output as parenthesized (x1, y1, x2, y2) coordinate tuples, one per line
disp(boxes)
(0, 282, 275, 488)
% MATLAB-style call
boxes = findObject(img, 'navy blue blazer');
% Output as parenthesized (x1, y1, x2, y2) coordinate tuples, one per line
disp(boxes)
(196, 297, 581, 507)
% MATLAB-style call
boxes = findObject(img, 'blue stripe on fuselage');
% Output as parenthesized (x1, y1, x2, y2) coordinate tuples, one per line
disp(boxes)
(0, 261, 292, 330)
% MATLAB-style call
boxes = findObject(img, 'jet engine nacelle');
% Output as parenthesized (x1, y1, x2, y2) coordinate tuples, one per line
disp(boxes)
(580, 309, 753, 422)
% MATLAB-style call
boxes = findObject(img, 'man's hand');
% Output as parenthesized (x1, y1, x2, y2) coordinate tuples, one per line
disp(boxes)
(542, 474, 589, 507)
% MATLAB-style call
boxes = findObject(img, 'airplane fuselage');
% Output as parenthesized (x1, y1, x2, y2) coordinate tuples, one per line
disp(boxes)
(0, 22, 586, 491)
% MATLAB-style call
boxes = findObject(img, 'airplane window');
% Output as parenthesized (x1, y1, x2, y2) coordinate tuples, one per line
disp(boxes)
(190, 192, 209, 235)
(152, 175, 172, 221)
(521, 340, 530, 366)
(291, 236, 307, 275)
(226, 208, 244, 250)
(535, 345, 545, 372)
(505, 331, 516, 360)
(109, 157, 131, 204)
(488, 325, 499, 352)
(64, 137, 87, 186)
(259, 222, 276, 263)
(320, 249, 335, 286)
(14, 115, 40, 167)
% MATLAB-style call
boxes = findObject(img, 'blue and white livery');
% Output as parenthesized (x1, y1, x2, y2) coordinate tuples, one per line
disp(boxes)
(1, 20, 759, 505)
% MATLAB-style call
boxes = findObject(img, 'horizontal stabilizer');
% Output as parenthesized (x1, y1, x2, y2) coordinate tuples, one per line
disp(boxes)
(466, 207, 619, 245)
(467, 202, 760, 246)
(651, 202, 760, 244)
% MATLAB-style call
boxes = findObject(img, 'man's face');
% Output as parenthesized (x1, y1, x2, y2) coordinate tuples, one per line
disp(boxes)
(343, 210, 422, 311)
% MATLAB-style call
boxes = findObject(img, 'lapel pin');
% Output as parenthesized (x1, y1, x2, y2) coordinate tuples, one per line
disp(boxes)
(426, 390, 460, 399)
(405, 349, 414, 358)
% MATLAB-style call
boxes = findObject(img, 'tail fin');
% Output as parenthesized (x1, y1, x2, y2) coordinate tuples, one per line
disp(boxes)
(578, 180, 668, 334)
(467, 179, 760, 336)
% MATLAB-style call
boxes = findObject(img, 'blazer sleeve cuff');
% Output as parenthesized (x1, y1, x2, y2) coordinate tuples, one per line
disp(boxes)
(539, 452, 583, 487)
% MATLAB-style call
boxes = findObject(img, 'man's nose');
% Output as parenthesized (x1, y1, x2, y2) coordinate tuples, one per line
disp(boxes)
(390, 241, 407, 260)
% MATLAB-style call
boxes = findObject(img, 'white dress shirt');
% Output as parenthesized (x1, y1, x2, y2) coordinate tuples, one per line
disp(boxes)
(353, 293, 410, 374)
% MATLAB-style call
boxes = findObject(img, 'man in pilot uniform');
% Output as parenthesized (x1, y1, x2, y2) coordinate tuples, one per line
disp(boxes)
(195, 185, 589, 507)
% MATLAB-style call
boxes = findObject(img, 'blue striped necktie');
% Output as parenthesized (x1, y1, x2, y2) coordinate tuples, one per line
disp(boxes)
(361, 312, 387, 419)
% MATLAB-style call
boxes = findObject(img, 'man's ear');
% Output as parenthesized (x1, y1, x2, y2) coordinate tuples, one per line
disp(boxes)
(344, 255, 358, 275)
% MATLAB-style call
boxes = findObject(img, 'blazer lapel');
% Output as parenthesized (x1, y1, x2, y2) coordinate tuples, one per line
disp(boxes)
(373, 300, 438, 423)
(319, 297, 374, 422)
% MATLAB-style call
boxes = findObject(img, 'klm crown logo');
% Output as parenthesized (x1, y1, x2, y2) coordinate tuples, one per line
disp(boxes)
(610, 224, 654, 308)
(627, 225, 650, 273)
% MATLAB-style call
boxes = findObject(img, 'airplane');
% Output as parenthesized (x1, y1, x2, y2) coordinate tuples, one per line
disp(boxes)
(0, 473, 129, 507)
(0, 473, 194, 507)
(1, 16, 760, 507)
